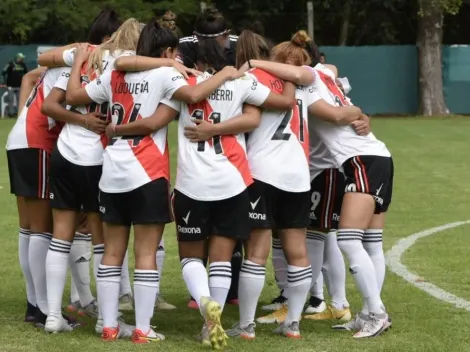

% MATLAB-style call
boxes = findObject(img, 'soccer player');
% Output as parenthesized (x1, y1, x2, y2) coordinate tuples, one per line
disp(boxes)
(6, 66, 64, 327)
(40, 15, 139, 333)
(246, 42, 394, 338)
(66, 19, 248, 343)
(177, 6, 242, 308)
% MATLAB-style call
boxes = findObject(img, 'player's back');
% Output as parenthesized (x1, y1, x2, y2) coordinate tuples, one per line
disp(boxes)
(176, 72, 259, 201)
(246, 68, 310, 192)
(6, 67, 63, 154)
(310, 64, 390, 166)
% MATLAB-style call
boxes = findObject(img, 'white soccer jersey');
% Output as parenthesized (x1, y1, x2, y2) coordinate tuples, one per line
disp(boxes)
(308, 128, 337, 181)
(85, 66, 187, 193)
(245, 68, 311, 192)
(6, 67, 64, 154)
(56, 49, 135, 166)
(309, 64, 391, 167)
(175, 73, 271, 201)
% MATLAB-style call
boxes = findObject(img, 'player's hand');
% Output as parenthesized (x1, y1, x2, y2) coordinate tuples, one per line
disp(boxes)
(222, 66, 244, 80)
(84, 112, 107, 134)
(75, 43, 91, 64)
(184, 119, 216, 142)
(351, 114, 371, 136)
(105, 123, 117, 138)
(172, 61, 202, 79)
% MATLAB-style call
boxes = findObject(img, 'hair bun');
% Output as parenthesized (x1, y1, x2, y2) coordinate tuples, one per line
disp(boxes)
(291, 30, 311, 46)
(204, 7, 220, 21)
(153, 18, 162, 29)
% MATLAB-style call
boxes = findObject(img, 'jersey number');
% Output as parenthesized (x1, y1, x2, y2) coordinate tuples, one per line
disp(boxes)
(191, 109, 223, 154)
(109, 103, 143, 146)
(272, 99, 305, 142)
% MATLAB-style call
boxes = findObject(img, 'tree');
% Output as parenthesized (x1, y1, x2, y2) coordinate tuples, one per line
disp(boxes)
(417, 0, 462, 115)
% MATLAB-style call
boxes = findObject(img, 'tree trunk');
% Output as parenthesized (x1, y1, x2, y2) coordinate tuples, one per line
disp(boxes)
(417, 0, 448, 116)
(338, 0, 353, 45)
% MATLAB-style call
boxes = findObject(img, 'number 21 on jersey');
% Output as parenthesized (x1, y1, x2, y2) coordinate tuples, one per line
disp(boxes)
(272, 99, 306, 143)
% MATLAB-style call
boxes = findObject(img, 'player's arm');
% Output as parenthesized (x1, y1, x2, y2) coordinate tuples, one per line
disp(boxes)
(171, 66, 239, 104)
(18, 67, 46, 113)
(106, 103, 179, 137)
(37, 43, 79, 67)
(184, 104, 261, 142)
(65, 45, 94, 105)
(308, 99, 362, 125)
(351, 114, 371, 136)
(41, 88, 106, 134)
(259, 81, 296, 110)
(114, 55, 200, 79)
(240, 60, 315, 86)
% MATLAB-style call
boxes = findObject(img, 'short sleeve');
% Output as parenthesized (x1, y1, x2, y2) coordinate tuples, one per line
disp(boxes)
(162, 68, 188, 99)
(63, 48, 76, 66)
(54, 68, 72, 91)
(85, 71, 111, 104)
(160, 98, 181, 112)
(239, 76, 271, 106)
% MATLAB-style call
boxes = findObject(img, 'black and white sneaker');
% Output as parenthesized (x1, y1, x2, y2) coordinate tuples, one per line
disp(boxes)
(24, 302, 37, 323)
(304, 296, 327, 314)
(261, 290, 288, 311)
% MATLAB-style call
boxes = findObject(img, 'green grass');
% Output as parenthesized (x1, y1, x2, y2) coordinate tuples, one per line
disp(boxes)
(0, 117, 469, 351)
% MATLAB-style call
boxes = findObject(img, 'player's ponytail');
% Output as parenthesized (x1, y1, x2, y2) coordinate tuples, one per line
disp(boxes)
(87, 8, 122, 45)
(87, 18, 142, 76)
(271, 30, 317, 67)
(236, 30, 271, 69)
(136, 18, 178, 58)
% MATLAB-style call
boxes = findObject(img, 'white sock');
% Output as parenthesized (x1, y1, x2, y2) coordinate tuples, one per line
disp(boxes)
(19, 229, 36, 306)
(337, 229, 382, 314)
(70, 277, 79, 303)
(209, 262, 231, 311)
(97, 264, 121, 328)
(120, 251, 132, 297)
(323, 230, 349, 308)
(363, 229, 385, 293)
(134, 269, 159, 332)
(69, 234, 93, 307)
(272, 238, 288, 293)
(310, 273, 324, 300)
(156, 239, 165, 280)
(306, 230, 326, 297)
(46, 239, 72, 318)
(181, 258, 210, 311)
(238, 260, 265, 328)
(285, 265, 312, 325)
(93, 244, 104, 281)
(29, 232, 52, 314)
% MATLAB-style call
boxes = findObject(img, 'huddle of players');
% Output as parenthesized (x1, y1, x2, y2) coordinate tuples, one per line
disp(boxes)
(5, 6, 394, 349)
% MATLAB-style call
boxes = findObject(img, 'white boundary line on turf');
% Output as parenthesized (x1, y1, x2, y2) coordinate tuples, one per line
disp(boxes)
(386, 220, 470, 312)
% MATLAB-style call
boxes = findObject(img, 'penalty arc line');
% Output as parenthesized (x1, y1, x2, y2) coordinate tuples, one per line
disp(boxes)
(386, 220, 470, 312)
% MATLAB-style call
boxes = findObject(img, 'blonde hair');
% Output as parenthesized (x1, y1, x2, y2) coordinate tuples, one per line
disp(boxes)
(271, 30, 312, 67)
(87, 17, 142, 76)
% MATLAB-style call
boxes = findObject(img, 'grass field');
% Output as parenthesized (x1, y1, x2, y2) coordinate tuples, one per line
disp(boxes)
(0, 117, 469, 352)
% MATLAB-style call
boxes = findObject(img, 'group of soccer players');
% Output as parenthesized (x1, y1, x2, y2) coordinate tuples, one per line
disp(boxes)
(6, 6, 394, 349)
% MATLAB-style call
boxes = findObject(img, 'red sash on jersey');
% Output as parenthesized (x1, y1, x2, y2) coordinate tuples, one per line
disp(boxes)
(316, 70, 350, 106)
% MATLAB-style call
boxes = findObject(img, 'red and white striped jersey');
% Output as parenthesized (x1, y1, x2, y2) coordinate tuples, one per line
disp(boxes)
(85, 67, 187, 193)
(6, 67, 64, 154)
(56, 49, 135, 166)
(245, 68, 311, 192)
(174, 72, 271, 201)
(309, 64, 391, 167)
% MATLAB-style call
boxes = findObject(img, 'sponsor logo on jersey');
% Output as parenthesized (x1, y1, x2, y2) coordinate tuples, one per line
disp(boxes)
(172, 75, 183, 81)
(309, 211, 317, 220)
(250, 197, 261, 210)
(99, 206, 106, 214)
(249, 212, 266, 221)
(49, 192, 54, 200)
(373, 195, 384, 206)
(61, 72, 70, 78)
(332, 213, 340, 222)
(182, 211, 191, 225)
(345, 183, 357, 192)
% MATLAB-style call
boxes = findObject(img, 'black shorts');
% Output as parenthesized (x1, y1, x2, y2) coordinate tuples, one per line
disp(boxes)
(173, 189, 250, 242)
(248, 180, 310, 230)
(49, 147, 101, 213)
(309, 168, 345, 230)
(7, 148, 50, 199)
(100, 178, 172, 226)
(341, 155, 394, 213)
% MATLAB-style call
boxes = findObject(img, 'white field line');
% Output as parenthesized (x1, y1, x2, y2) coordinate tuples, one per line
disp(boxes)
(385, 220, 470, 311)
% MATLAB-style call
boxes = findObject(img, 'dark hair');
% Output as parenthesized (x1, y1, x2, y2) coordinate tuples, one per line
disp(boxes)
(87, 8, 121, 45)
(194, 7, 228, 37)
(320, 52, 326, 57)
(197, 38, 227, 72)
(136, 19, 178, 58)
(236, 30, 271, 69)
